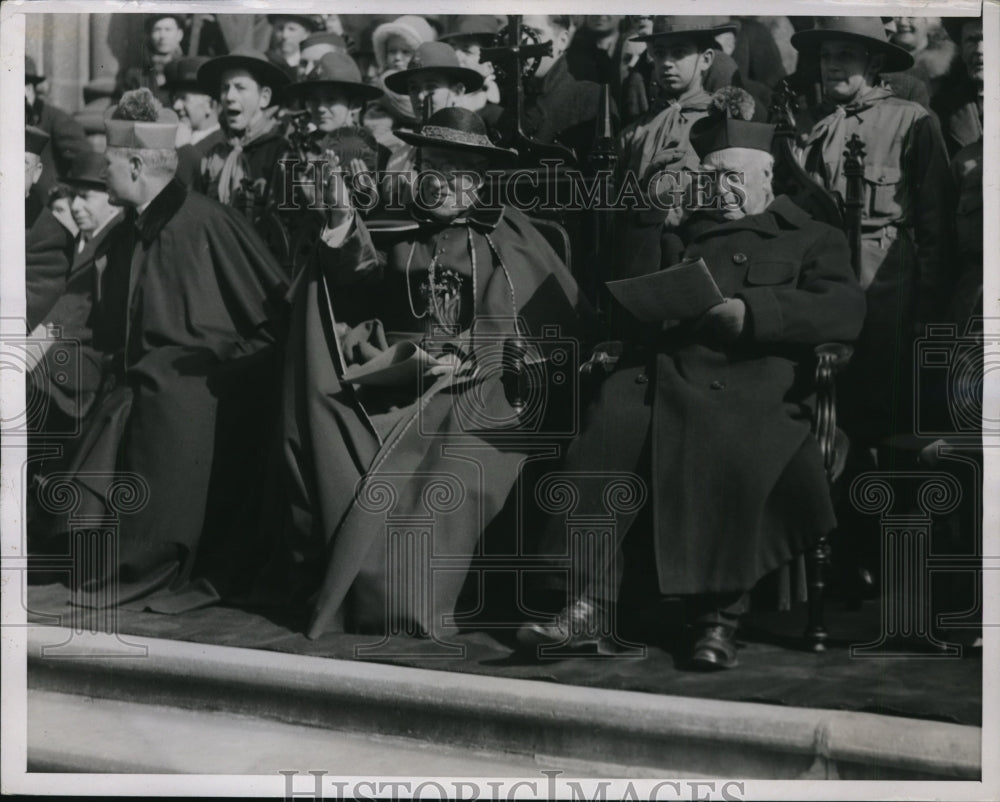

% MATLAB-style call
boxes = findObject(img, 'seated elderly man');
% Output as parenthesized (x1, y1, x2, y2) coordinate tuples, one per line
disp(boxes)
(283, 107, 592, 639)
(518, 103, 866, 669)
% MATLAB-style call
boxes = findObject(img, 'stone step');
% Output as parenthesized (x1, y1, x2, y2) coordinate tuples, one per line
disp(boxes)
(25, 627, 981, 780)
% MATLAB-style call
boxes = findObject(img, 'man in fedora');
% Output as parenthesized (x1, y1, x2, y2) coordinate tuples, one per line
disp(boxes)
(383, 41, 487, 124)
(282, 106, 592, 640)
(267, 14, 325, 81)
(438, 16, 503, 112)
(298, 31, 351, 79)
(26, 151, 123, 439)
(30, 88, 286, 614)
(519, 101, 865, 669)
(792, 17, 951, 446)
(25, 55, 91, 209)
(163, 56, 223, 189)
(197, 48, 292, 222)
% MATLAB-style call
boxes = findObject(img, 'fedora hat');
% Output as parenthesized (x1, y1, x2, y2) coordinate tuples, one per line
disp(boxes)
(630, 16, 739, 44)
(439, 16, 501, 46)
(64, 151, 108, 191)
(26, 125, 50, 155)
(197, 48, 292, 97)
(791, 17, 914, 72)
(395, 107, 517, 162)
(163, 56, 211, 94)
(25, 55, 44, 85)
(384, 42, 484, 94)
(301, 32, 348, 55)
(285, 52, 383, 102)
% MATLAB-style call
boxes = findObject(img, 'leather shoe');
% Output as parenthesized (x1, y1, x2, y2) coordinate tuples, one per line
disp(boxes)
(516, 597, 610, 650)
(688, 624, 739, 670)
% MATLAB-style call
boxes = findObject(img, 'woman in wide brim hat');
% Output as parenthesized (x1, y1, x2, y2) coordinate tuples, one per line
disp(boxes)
(630, 15, 740, 43)
(395, 106, 517, 163)
(285, 51, 384, 103)
(197, 48, 292, 97)
(383, 42, 485, 95)
(791, 16, 915, 72)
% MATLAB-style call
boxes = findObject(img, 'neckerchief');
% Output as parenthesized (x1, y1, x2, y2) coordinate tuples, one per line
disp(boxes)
(218, 113, 278, 206)
(804, 85, 894, 188)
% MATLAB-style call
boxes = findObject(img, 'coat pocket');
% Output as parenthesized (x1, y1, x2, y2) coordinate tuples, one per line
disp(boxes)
(863, 164, 902, 217)
(745, 259, 798, 286)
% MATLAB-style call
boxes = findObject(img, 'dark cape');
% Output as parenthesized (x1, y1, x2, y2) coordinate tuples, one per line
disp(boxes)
(282, 204, 592, 638)
(32, 179, 287, 611)
(25, 206, 76, 331)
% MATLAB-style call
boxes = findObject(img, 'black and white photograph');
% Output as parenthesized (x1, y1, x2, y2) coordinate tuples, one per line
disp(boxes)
(0, 2, 995, 798)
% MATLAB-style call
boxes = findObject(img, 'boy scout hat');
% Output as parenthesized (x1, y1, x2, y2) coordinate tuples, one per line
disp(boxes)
(791, 17, 915, 72)
(104, 95, 180, 149)
(197, 48, 292, 97)
(630, 16, 738, 44)
(163, 56, 211, 94)
(285, 52, 383, 102)
(383, 42, 484, 94)
(26, 125, 50, 155)
(439, 16, 501, 46)
(395, 106, 517, 162)
(63, 151, 108, 190)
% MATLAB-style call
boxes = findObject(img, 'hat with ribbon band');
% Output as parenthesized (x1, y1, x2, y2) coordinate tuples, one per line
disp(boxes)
(395, 106, 517, 162)
(64, 151, 109, 191)
(285, 52, 383, 102)
(384, 42, 484, 94)
(791, 17, 915, 72)
(197, 48, 292, 98)
(631, 16, 739, 44)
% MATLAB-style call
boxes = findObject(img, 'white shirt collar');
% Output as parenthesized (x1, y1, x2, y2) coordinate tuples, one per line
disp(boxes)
(190, 123, 220, 146)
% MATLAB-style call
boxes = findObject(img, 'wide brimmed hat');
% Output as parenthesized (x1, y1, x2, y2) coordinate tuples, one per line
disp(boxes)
(631, 16, 739, 44)
(285, 52, 382, 102)
(64, 151, 108, 190)
(372, 15, 438, 71)
(163, 56, 211, 93)
(197, 48, 292, 97)
(267, 14, 324, 32)
(301, 32, 348, 55)
(439, 15, 501, 46)
(384, 42, 484, 94)
(26, 126, 50, 155)
(791, 17, 915, 72)
(395, 107, 517, 162)
(25, 55, 44, 85)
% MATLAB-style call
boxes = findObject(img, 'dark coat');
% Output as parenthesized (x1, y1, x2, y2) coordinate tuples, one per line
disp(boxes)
(559, 197, 865, 596)
(25, 206, 75, 331)
(201, 125, 289, 221)
(176, 127, 225, 191)
(283, 205, 592, 637)
(37, 180, 287, 610)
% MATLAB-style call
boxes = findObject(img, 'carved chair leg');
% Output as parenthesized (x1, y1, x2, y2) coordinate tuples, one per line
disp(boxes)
(805, 532, 832, 651)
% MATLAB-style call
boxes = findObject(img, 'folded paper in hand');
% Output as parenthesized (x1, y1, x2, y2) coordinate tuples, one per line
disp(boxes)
(341, 341, 441, 387)
(605, 257, 724, 322)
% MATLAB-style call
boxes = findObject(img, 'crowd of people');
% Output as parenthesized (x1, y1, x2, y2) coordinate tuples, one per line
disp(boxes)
(23, 14, 984, 669)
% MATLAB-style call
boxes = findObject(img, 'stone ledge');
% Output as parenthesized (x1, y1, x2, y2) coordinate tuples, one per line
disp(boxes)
(25, 627, 981, 780)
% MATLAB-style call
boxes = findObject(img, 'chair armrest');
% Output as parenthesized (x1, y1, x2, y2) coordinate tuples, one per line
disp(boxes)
(814, 343, 854, 480)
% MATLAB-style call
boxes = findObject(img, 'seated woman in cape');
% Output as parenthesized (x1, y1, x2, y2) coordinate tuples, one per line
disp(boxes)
(282, 107, 593, 639)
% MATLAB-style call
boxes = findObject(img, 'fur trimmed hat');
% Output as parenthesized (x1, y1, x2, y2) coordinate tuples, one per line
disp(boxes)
(371, 15, 437, 71)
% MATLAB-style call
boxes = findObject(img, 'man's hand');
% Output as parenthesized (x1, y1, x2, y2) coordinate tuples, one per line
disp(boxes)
(693, 298, 747, 346)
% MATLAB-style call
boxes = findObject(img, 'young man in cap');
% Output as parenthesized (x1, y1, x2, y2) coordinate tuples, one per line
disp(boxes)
(792, 17, 952, 446)
(30, 89, 286, 613)
(282, 107, 592, 640)
(439, 16, 503, 112)
(298, 32, 350, 79)
(383, 41, 486, 123)
(163, 56, 223, 188)
(267, 15, 325, 81)
(25, 126, 75, 331)
(119, 14, 188, 106)
(519, 98, 865, 669)
(197, 48, 292, 223)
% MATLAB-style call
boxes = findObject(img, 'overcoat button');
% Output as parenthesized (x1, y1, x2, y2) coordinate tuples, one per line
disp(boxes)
(635, 373, 648, 384)
(732, 253, 747, 265)
(710, 380, 726, 390)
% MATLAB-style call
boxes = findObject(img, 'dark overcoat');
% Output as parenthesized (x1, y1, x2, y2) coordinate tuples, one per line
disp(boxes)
(561, 196, 866, 596)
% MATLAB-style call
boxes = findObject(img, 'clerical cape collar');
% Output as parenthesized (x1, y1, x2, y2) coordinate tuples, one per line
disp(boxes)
(688, 195, 811, 240)
(409, 201, 505, 232)
(132, 178, 187, 246)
